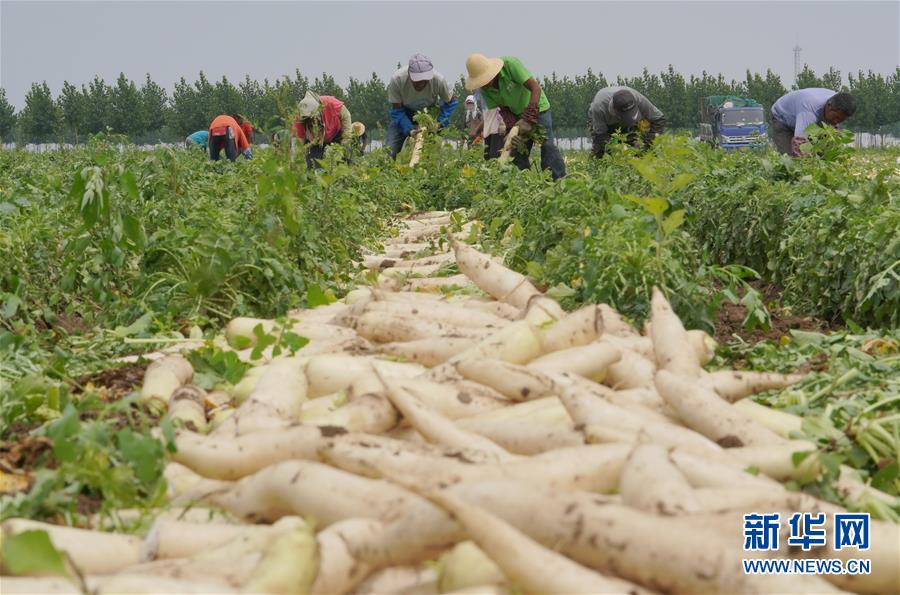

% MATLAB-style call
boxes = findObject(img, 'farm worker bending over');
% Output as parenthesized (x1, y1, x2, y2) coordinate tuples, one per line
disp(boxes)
(235, 114, 254, 145)
(465, 53, 566, 180)
(478, 91, 509, 160)
(588, 86, 667, 157)
(464, 95, 483, 145)
(386, 53, 458, 158)
(351, 121, 368, 154)
(208, 114, 252, 161)
(292, 90, 353, 169)
(185, 130, 209, 150)
(770, 89, 857, 156)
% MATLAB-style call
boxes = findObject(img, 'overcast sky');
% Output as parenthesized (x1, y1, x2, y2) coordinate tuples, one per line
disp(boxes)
(1, 0, 898, 109)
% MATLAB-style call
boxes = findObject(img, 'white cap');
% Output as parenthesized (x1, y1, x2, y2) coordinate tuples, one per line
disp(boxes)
(465, 95, 476, 104)
(408, 53, 435, 82)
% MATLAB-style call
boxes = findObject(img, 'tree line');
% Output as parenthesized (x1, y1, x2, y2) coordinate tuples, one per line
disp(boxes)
(2, 64, 898, 144)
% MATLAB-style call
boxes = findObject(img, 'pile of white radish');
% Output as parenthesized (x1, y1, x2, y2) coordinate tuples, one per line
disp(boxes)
(4, 211, 898, 595)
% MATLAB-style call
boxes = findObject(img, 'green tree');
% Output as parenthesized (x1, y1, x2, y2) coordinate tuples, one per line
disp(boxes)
(0, 88, 18, 142)
(139, 74, 170, 136)
(238, 76, 265, 128)
(109, 73, 142, 137)
(794, 64, 822, 90)
(312, 73, 344, 99)
(742, 69, 787, 114)
(821, 66, 843, 91)
(345, 72, 388, 137)
(193, 71, 216, 123)
(659, 65, 690, 129)
(84, 76, 111, 135)
(213, 76, 243, 118)
(58, 81, 87, 142)
(17, 81, 61, 142)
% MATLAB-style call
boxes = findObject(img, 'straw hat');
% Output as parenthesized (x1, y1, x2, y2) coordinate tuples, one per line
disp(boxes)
(351, 121, 366, 137)
(465, 53, 504, 90)
(298, 90, 322, 119)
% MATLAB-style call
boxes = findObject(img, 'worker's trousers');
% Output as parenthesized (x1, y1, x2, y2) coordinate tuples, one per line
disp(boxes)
(209, 127, 239, 162)
(511, 109, 567, 180)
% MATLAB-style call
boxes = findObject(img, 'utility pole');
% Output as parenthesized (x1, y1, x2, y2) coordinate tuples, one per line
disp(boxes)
(793, 44, 802, 85)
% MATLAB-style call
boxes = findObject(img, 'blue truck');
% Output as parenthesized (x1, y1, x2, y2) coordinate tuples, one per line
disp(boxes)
(699, 96, 768, 150)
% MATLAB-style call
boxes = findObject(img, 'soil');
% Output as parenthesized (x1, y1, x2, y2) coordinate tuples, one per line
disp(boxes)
(713, 280, 834, 345)
(0, 430, 54, 473)
(53, 312, 90, 335)
(0, 362, 154, 491)
(72, 362, 148, 401)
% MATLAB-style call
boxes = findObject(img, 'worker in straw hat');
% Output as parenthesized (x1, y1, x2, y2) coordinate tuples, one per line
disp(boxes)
(291, 90, 353, 169)
(386, 53, 458, 158)
(351, 121, 368, 154)
(464, 53, 566, 180)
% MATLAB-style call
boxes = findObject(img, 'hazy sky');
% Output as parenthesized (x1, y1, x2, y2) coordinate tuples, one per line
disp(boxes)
(1, 0, 898, 108)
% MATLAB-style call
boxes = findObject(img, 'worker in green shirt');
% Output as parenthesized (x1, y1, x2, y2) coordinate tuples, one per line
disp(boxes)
(464, 53, 566, 180)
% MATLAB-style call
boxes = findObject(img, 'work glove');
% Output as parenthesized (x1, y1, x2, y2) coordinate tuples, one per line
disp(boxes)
(242, 149, 253, 160)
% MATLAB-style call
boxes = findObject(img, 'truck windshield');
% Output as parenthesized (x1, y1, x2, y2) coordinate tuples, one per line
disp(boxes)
(722, 109, 764, 126)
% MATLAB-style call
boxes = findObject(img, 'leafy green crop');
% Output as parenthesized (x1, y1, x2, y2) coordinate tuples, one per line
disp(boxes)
(717, 329, 899, 519)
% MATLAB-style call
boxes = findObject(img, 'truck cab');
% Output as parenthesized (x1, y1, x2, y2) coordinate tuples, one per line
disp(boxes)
(700, 96, 768, 151)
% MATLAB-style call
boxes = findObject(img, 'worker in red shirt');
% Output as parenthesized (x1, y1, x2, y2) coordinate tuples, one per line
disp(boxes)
(292, 91, 352, 168)
(235, 114, 254, 145)
(208, 114, 252, 161)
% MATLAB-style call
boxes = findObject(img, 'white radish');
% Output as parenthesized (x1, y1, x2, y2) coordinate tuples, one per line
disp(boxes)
(521, 295, 566, 325)
(348, 299, 508, 329)
(378, 337, 477, 366)
(350, 565, 439, 595)
(212, 358, 307, 436)
(203, 460, 425, 525)
(1, 519, 142, 575)
(527, 342, 621, 381)
(655, 370, 784, 448)
(619, 444, 700, 515)
(352, 311, 491, 343)
(602, 346, 655, 389)
(388, 377, 508, 419)
(378, 374, 514, 460)
(171, 425, 332, 480)
(168, 385, 207, 432)
(598, 304, 639, 337)
(242, 519, 318, 594)
(389, 274, 475, 291)
(699, 370, 807, 402)
(419, 489, 650, 595)
(455, 359, 557, 401)
(649, 287, 701, 378)
(437, 541, 506, 593)
(141, 519, 278, 560)
(312, 518, 380, 595)
(728, 440, 822, 482)
(141, 355, 193, 405)
(732, 399, 804, 437)
(451, 239, 541, 308)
